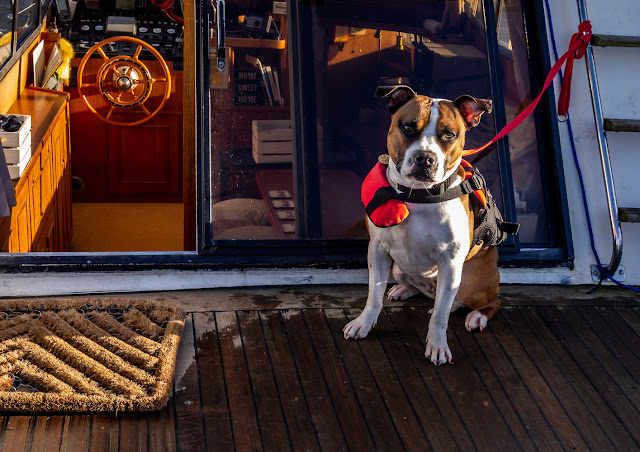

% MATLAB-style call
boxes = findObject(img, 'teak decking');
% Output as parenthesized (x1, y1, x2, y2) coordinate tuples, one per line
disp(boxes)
(0, 286, 639, 451)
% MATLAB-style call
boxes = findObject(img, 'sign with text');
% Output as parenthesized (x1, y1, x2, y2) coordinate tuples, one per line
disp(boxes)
(234, 68, 265, 106)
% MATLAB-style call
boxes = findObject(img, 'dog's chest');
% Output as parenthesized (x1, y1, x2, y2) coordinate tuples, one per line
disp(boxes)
(374, 199, 470, 272)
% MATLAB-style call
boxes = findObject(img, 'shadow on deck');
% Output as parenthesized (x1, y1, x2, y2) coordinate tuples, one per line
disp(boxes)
(1, 285, 640, 451)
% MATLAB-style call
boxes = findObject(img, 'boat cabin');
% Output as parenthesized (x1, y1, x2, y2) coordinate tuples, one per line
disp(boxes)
(0, 0, 638, 294)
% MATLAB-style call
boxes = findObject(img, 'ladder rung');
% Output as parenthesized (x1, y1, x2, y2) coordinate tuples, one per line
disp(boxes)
(619, 208, 640, 223)
(604, 118, 640, 132)
(592, 34, 640, 47)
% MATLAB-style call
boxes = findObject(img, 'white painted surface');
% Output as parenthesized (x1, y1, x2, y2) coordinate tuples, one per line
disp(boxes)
(0, 267, 588, 297)
(543, 0, 640, 285)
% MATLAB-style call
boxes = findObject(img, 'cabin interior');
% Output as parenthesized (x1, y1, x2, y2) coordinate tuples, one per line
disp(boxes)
(0, 0, 560, 254)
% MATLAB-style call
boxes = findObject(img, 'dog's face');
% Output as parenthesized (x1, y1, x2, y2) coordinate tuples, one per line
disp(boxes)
(376, 85, 492, 185)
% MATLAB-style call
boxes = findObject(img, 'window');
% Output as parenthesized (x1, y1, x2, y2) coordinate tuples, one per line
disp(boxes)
(203, 0, 567, 261)
(0, 0, 48, 76)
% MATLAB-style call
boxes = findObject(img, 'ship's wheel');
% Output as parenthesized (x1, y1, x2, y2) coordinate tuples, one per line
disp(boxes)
(76, 36, 172, 127)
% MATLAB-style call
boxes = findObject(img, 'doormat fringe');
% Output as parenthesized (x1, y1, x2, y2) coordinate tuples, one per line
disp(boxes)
(0, 298, 185, 413)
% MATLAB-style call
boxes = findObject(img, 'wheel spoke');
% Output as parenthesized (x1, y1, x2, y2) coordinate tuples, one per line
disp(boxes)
(154, 77, 167, 83)
(82, 82, 98, 88)
(133, 45, 142, 60)
(105, 105, 117, 120)
(96, 47, 109, 61)
(140, 104, 151, 117)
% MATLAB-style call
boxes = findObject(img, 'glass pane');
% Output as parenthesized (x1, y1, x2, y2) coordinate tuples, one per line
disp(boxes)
(207, 0, 507, 241)
(208, 2, 295, 240)
(16, 0, 36, 46)
(309, 0, 503, 236)
(497, 0, 553, 245)
(0, 0, 13, 67)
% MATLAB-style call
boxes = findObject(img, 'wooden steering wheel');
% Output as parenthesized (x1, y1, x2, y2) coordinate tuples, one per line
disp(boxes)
(76, 36, 172, 127)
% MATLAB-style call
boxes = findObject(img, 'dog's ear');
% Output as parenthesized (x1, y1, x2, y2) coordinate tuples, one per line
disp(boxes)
(375, 85, 416, 114)
(454, 95, 493, 128)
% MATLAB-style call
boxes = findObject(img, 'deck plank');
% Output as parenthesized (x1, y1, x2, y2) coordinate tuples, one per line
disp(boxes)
(538, 305, 640, 445)
(344, 308, 432, 451)
(147, 392, 176, 452)
(379, 308, 465, 451)
(280, 309, 348, 451)
(323, 309, 406, 451)
(579, 306, 640, 382)
(501, 308, 616, 450)
(118, 414, 146, 452)
(469, 310, 562, 451)
(0, 416, 34, 452)
(216, 311, 262, 451)
(173, 314, 206, 452)
(386, 307, 476, 451)
(452, 315, 537, 452)
(557, 306, 640, 408)
(521, 306, 639, 451)
(193, 312, 234, 451)
(59, 415, 91, 452)
(237, 310, 291, 452)
(406, 307, 521, 451)
(89, 415, 118, 452)
(258, 311, 319, 452)
(303, 309, 375, 451)
(490, 311, 590, 450)
(30, 415, 65, 452)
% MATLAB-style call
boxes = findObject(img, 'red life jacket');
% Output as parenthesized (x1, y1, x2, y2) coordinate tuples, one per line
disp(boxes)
(360, 156, 519, 246)
(361, 158, 486, 228)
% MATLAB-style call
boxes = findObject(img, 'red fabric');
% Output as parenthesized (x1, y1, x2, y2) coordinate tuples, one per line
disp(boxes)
(463, 21, 592, 157)
(460, 159, 487, 208)
(361, 160, 486, 228)
(361, 162, 409, 227)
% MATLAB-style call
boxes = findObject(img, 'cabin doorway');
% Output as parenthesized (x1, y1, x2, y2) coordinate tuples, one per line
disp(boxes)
(64, 0, 189, 252)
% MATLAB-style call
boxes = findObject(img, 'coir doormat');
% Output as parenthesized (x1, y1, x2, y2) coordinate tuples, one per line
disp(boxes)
(0, 298, 185, 413)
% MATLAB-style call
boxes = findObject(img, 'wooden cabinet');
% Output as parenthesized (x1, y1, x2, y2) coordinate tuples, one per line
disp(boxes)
(3, 87, 72, 253)
(68, 60, 183, 203)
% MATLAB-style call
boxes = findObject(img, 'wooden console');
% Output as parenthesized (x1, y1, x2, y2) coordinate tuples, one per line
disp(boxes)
(0, 87, 72, 252)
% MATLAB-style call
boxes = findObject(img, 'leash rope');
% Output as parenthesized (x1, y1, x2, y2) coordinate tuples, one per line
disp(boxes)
(463, 21, 592, 156)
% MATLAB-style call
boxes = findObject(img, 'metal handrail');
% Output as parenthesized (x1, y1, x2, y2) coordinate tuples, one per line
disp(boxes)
(576, 0, 623, 275)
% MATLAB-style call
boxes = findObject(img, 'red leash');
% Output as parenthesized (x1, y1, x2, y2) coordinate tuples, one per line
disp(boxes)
(463, 21, 592, 157)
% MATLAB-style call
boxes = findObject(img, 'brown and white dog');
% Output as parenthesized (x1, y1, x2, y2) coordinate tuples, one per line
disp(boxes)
(343, 85, 501, 366)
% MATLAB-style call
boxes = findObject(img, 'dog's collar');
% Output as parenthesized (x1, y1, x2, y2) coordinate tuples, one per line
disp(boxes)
(386, 165, 460, 200)
(382, 154, 460, 201)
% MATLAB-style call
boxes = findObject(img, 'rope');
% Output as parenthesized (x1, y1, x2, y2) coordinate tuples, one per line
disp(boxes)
(463, 20, 592, 156)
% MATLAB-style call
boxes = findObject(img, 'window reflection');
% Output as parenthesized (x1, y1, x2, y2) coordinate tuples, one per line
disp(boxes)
(207, 0, 560, 247)
(0, 0, 12, 66)
(496, 0, 552, 244)
(16, 0, 36, 46)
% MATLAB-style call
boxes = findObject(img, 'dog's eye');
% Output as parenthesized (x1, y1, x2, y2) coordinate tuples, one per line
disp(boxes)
(442, 132, 456, 140)
(402, 124, 415, 135)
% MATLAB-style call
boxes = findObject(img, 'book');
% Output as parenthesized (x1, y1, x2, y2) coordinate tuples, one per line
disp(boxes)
(41, 43, 63, 89)
(245, 55, 273, 106)
(265, 67, 282, 106)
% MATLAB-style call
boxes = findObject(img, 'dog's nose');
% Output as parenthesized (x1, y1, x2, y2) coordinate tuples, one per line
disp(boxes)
(414, 151, 436, 168)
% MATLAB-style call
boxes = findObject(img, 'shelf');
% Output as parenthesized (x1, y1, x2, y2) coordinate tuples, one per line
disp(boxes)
(211, 37, 286, 50)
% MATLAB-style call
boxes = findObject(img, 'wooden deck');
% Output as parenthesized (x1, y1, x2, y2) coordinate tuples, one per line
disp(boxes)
(1, 286, 640, 451)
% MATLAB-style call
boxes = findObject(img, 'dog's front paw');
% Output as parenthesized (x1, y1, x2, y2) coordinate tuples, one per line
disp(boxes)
(425, 333, 452, 366)
(343, 312, 378, 340)
(465, 310, 488, 332)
